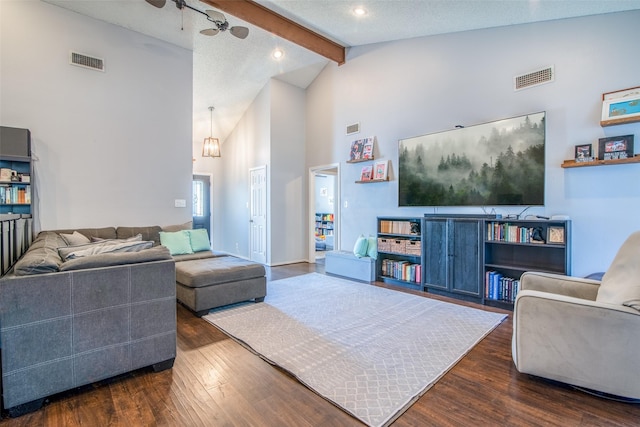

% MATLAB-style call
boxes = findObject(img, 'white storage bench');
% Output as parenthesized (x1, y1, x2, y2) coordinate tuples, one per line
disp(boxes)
(325, 250, 376, 283)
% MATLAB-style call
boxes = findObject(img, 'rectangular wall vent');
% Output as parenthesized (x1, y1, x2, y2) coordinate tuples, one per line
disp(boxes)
(70, 51, 104, 72)
(346, 122, 360, 135)
(514, 66, 553, 91)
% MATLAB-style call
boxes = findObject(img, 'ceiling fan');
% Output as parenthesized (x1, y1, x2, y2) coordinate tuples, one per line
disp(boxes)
(145, 0, 249, 39)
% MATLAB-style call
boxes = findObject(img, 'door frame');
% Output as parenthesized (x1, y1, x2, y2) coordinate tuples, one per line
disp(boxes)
(308, 163, 340, 263)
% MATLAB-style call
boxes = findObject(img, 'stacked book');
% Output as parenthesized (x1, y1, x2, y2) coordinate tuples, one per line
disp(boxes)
(486, 222, 537, 243)
(0, 185, 31, 204)
(485, 270, 520, 302)
(381, 259, 421, 283)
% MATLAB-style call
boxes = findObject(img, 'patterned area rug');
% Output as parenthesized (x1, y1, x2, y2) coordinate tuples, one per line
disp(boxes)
(203, 273, 506, 427)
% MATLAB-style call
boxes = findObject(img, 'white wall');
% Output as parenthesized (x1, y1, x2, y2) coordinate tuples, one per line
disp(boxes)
(270, 79, 306, 265)
(211, 79, 306, 265)
(213, 83, 271, 257)
(1, 1, 193, 231)
(306, 10, 640, 276)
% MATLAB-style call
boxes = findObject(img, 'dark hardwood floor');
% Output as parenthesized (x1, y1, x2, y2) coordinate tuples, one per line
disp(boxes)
(1, 262, 638, 426)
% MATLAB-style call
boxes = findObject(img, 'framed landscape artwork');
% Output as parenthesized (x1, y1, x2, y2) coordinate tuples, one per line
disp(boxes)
(398, 112, 546, 207)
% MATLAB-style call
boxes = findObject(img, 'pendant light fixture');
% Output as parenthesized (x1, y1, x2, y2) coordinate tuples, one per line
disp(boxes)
(202, 106, 221, 158)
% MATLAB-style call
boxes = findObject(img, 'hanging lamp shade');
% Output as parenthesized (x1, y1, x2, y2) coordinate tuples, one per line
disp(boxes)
(203, 136, 221, 157)
(203, 106, 221, 158)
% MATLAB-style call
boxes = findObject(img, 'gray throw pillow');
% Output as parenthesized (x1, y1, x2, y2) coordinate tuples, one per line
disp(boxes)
(59, 231, 90, 246)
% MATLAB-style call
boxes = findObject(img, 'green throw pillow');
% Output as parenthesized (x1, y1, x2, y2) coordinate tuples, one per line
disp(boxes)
(367, 235, 377, 259)
(159, 231, 193, 255)
(186, 229, 211, 252)
(353, 234, 369, 258)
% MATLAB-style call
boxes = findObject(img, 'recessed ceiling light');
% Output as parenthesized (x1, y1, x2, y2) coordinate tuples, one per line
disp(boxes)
(272, 48, 284, 60)
(353, 6, 366, 16)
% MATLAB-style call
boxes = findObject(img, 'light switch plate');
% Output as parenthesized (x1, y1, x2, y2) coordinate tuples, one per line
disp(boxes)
(174, 199, 186, 208)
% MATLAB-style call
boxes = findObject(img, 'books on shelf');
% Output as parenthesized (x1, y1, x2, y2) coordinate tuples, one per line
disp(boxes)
(315, 213, 334, 236)
(381, 259, 421, 283)
(362, 137, 374, 160)
(486, 222, 552, 244)
(379, 220, 418, 235)
(485, 270, 520, 303)
(0, 185, 30, 205)
(373, 160, 388, 180)
(349, 137, 374, 161)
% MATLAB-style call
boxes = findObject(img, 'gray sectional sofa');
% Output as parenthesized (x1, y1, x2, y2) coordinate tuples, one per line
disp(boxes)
(0, 226, 177, 417)
(0, 224, 266, 417)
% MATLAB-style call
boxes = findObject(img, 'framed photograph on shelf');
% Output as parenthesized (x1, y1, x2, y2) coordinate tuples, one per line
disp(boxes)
(574, 144, 592, 162)
(547, 226, 565, 244)
(360, 165, 373, 181)
(601, 86, 640, 126)
(373, 160, 388, 180)
(597, 135, 634, 160)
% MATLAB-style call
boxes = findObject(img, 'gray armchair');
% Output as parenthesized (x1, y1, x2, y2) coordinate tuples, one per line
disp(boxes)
(512, 231, 640, 400)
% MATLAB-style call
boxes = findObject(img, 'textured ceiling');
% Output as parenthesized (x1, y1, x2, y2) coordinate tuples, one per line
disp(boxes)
(44, 0, 640, 142)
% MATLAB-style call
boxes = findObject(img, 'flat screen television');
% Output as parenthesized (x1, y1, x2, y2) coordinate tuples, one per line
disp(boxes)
(398, 112, 545, 207)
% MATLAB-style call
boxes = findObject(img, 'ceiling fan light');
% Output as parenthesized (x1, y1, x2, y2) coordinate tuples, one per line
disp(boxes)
(200, 28, 220, 36)
(145, 0, 166, 8)
(230, 26, 249, 39)
(353, 6, 367, 16)
(205, 9, 226, 22)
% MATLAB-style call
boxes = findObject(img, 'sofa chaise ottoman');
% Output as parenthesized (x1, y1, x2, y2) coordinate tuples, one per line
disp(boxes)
(175, 256, 266, 317)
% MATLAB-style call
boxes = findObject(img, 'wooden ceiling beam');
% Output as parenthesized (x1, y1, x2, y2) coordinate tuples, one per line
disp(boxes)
(200, 0, 346, 65)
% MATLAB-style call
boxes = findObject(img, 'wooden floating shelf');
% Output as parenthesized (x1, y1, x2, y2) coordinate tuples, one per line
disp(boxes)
(561, 156, 640, 168)
(355, 178, 389, 184)
(346, 157, 374, 164)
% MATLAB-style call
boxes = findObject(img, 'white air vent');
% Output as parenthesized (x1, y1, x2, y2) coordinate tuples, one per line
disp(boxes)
(69, 51, 104, 72)
(514, 66, 554, 91)
(346, 122, 360, 135)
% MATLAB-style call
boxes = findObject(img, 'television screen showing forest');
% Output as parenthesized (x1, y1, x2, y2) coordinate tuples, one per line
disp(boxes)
(398, 112, 545, 207)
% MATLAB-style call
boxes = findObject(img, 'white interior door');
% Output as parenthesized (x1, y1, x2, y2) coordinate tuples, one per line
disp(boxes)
(250, 166, 267, 264)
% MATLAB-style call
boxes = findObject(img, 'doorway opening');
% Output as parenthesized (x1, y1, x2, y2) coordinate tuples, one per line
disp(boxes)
(192, 174, 211, 240)
(309, 164, 340, 262)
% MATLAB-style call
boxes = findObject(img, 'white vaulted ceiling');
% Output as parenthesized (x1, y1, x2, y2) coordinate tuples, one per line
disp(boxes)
(43, 0, 640, 141)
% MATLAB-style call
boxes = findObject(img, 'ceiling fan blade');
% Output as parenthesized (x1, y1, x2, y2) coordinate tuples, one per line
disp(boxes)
(205, 9, 226, 23)
(230, 26, 249, 39)
(144, 0, 166, 8)
(200, 28, 220, 36)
